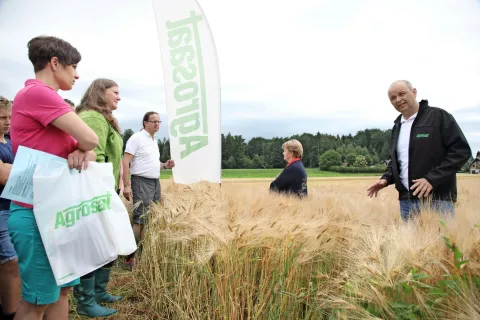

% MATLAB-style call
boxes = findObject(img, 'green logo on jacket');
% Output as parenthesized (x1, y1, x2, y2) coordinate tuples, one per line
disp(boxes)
(55, 192, 112, 229)
(416, 133, 429, 138)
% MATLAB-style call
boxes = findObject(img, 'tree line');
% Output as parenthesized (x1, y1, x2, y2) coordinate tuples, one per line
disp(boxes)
(121, 128, 476, 171)
(121, 128, 394, 170)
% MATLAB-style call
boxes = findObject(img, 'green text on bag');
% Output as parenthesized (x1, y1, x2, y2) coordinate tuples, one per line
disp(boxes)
(55, 192, 112, 230)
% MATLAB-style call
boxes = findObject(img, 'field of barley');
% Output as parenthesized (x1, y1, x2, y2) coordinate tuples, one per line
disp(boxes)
(70, 175, 480, 319)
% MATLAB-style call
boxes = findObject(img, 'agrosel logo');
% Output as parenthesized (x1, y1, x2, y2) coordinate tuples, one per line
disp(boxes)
(166, 11, 209, 159)
(55, 192, 112, 229)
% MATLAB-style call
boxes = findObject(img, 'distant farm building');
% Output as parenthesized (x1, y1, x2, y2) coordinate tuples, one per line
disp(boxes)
(469, 156, 480, 174)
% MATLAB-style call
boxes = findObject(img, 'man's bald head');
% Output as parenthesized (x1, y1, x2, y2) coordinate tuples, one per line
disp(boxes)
(387, 80, 419, 118)
(389, 80, 413, 92)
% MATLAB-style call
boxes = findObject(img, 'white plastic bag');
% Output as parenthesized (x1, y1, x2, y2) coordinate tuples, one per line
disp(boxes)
(33, 161, 136, 285)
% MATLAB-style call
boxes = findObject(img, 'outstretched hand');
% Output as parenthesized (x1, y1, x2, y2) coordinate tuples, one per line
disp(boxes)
(367, 179, 388, 198)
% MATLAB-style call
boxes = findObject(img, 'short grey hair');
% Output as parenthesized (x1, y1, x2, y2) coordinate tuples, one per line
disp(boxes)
(390, 80, 414, 92)
(402, 80, 413, 91)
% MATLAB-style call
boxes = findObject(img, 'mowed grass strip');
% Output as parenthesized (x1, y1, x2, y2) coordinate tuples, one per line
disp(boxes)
(160, 168, 380, 179)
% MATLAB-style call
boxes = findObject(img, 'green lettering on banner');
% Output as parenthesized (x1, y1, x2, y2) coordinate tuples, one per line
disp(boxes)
(176, 98, 199, 116)
(170, 45, 195, 67)
(174, 81, 198, 101)
(54, 192, 112, 230)
(173, 64, 197, 83)
(180, 136, 209, 158)
(170, 113, 201, 137)
(167, 28, 192, 48)
(166, 11, 210, 159)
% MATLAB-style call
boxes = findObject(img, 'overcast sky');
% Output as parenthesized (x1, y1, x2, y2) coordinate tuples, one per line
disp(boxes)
(0, 0, 479, 154)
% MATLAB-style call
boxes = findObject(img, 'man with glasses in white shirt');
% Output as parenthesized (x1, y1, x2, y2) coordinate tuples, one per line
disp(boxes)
(122, 111, 175, 268)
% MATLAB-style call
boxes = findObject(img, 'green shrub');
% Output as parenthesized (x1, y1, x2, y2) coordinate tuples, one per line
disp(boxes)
(329, 165, 387, 173)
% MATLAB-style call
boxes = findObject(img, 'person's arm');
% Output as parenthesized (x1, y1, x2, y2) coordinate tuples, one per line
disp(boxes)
(24, 87, 98, 170)
(367, 129, 394, 197)
(122, 153, 134, 201)
(424, 111, 472, 188)
(51, 112, 99, 151)
(0, 161, 11, 185)
(26, 86, 98, 152)
(122, 153, 134, 188)
(52, 113, 99, 170)
(269, 167, 293, 192)
(367, 159, 391, 198)
(80, 115, 109, 162)
(380, 159, 394, 185)
(380, 129, 395, 186)
(122, 135, 139, 201)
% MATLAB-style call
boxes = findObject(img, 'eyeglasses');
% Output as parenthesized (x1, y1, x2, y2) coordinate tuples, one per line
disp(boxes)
(147, 121, 162, 124)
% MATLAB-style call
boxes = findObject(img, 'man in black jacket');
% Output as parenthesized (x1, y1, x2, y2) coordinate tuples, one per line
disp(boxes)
(367, 80, 471, 220)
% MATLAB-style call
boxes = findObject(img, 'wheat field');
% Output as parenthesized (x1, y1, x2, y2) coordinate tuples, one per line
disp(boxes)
(70, 175, 480, 319)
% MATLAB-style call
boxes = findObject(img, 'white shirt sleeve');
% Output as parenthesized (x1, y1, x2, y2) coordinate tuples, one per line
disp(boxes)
(125, 134, 139, 156)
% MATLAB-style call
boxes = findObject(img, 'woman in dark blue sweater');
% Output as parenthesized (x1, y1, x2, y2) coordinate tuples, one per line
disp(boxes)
(269, 139, 308, 197)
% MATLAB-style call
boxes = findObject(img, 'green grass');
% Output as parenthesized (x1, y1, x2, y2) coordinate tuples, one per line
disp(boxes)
(159, 168, 380, 179)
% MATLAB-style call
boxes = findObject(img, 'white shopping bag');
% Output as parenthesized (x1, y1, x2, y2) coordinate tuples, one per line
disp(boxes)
(33, 161, 136, 285)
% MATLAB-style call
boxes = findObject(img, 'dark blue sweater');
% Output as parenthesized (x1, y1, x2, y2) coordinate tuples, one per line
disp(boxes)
(269, 160, 308, 197)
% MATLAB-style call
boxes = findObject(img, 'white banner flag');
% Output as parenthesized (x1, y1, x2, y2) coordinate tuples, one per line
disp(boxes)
(152, 0, 221, 184)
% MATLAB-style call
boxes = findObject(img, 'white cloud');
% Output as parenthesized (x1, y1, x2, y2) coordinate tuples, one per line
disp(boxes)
(0, 0, 479, 152)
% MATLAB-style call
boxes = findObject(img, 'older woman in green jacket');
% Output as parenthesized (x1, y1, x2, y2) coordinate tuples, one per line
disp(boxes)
(73, 79, 124, 318)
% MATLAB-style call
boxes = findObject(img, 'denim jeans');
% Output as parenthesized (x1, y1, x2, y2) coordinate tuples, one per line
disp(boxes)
(399, 200, 455, 221)
(0, 209, 17, 264)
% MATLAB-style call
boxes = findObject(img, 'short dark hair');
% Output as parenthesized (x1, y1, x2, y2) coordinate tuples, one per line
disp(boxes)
(28, 36, 81, 73)
(64, 98, 75, 108)
(143, 111, 159, 128)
